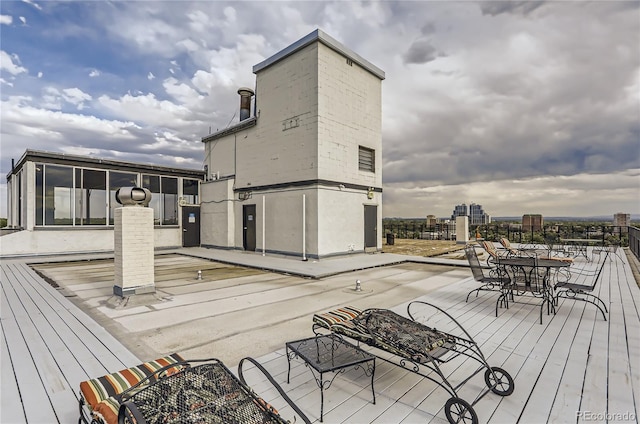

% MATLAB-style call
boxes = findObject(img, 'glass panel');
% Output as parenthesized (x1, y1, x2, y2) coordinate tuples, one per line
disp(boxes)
(162, 177, 178, 225)
(80, 169, 107, 225)
(17, 171, 22, 227)
(74, 168, 83, 225)
(45, 165, 73, 225)
(142, 174, 161, 225)
(36, 164, 43, 225)
(109, 171, 138, 225)
(183, 179, 199, 205)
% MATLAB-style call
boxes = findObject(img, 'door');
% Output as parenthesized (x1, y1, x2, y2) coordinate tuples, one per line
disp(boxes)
(243, 204, 256, 252)
(182, 206, 201, 247)
(364, 205, 377, 249)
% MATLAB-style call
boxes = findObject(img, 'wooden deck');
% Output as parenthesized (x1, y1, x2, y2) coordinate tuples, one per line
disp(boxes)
(237, 249, 640, 423)
(1, 248, 639, 423)
(0, 260, 140, 424)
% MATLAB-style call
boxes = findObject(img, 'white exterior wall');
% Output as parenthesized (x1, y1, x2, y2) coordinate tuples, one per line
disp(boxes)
(236, 44, 319, 188)
(233, 189, 319, 257)
(317, 188, 381, 255)
(0, 227, 181, 257)
(200, 178, 235, 248)
(317, 43, 382, 189)
(205, 134, 237, 179)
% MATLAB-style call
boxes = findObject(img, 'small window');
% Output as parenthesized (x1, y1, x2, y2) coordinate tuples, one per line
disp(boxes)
(358, 146, 375, 172)
(183, 179, 199, 205)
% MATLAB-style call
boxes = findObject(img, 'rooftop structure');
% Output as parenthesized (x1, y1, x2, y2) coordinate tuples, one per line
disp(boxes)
(3, 149, 204, 256)
(201, 29, 385, 259)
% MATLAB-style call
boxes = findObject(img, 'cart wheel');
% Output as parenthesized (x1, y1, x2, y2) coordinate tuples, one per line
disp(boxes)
(445, 397, 478, 424)
(484, 366, 514, 396)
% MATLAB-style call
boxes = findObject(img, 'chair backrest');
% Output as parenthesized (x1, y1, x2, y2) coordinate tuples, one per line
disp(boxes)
(566, 249, 610, 291)
(588, 249, 611, 290)
(465, 245, 488, 281)
(481, 240, 499, 260)
(499, 238, 517, 254)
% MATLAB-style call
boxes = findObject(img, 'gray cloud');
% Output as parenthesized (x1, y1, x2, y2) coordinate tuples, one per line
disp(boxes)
(403, 38, 444, 64)
(479, 1, 547, 16)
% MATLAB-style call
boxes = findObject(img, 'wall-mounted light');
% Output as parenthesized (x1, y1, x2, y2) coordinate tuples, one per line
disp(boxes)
(367, 188, 374, 199)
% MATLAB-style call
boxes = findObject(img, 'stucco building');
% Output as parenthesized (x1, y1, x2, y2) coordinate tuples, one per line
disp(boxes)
(201, 29, 385, 258)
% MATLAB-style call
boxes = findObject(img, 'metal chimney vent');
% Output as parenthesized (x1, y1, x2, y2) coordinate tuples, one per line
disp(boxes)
(237, 87, 255, 121)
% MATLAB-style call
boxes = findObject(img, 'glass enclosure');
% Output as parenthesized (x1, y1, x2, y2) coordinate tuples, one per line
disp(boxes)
(33, 163, 199, 227)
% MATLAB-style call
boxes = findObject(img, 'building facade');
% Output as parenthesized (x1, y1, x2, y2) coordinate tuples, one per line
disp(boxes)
(451, 203, 491, 225)
(522, 214, 544, 232)
(201, 30, 385, 258)
(613, 212, 630, 227)
(3, 150, 204, 256)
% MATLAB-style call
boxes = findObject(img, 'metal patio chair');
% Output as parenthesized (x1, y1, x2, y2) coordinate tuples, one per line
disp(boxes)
(464, 244, 509, 302)
(555, 249, 611, 320)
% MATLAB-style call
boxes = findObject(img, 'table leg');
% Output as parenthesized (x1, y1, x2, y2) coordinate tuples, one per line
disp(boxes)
(370, 360, 376, 405)
(319, 371, 324, 422)
(286, 346, 292, 384)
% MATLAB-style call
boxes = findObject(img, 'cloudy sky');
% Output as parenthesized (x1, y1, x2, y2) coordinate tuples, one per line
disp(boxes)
(1, 0, 638, 219)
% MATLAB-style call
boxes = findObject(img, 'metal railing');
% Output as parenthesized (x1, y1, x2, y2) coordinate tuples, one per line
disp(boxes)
(474, 224, 630, 247)
(629, 226, 640, 261)
(382, 222, 632, 248)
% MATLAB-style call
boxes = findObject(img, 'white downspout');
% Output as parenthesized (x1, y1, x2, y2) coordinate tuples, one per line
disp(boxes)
(302, 194, 307, 261)
(262, 195, 266, 256)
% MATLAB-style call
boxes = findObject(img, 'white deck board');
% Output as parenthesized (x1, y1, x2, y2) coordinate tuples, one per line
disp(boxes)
(0, 317, 28, 424)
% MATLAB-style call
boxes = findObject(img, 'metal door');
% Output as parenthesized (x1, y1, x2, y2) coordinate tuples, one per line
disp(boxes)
(364, 205, 377, 249)
(182, 206, 201, 247)
(243, 204, 256, 252)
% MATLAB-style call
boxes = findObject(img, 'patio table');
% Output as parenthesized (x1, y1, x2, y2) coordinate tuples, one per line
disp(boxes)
(286, 334, 375, 422)
(498, 257, 570, 324)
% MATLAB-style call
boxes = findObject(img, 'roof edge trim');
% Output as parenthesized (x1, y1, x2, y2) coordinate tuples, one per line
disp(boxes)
(252, 29, 385, 80)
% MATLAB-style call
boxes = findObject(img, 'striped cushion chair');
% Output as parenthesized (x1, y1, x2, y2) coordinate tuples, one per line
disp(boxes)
(79, 353, 184, 424)
(313, 306, 363, 331)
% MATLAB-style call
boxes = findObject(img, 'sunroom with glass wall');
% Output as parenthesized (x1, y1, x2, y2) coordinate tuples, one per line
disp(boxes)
(4, 150, 204, 256)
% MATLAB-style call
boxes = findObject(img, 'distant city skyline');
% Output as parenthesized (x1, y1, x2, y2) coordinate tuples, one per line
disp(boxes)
(1, 1, 638, 218)
(385, 213, 639, 222)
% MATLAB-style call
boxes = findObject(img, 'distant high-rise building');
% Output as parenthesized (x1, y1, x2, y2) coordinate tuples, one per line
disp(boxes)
(522, 214, 544, 232)
(426, 214, 437, 228)
(469, 203, 491, 225)
(451, 203, 490, 225)
(613, 212, 630, 233)
(451, 204, 468, 220)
